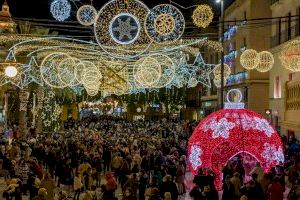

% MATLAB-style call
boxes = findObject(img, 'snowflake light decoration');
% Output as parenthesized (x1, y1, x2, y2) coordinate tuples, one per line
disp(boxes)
(77, 5, 97, 26)
(261, 143, 277, 164)
(109, 13, 141, 45)
(50, 0, 71, 22)
(145, 4, 185, 43)
(210, 118, 235, 139)
(253, 117, 274, 137)
(189, 144, 203, 170)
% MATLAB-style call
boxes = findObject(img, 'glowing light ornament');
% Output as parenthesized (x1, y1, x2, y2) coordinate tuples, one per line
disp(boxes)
(240, 49, 259, 70)
(279, 40, 300, 72)
(109, 13, 141, 45)
(213, 63, 231, 80)
(213, 78, 227, 88)
(256, 51, 274, 72)
(188, 89, 284, 190)
(77, 5, 97, 26)
(50, 0, 71, 22)
(145, 4, 185, 43)
(192, 5, 214, 28)
(5, 66, 17, 77)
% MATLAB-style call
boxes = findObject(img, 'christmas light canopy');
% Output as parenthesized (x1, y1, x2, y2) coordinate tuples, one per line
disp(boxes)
(188, 89, 284, 190)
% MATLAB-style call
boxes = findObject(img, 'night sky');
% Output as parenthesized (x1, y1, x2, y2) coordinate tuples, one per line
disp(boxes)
(3, 0, 234, 36)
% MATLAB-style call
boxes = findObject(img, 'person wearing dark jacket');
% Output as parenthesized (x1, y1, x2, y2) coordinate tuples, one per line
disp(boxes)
(159, 175, 178, 200)
(222, 176, 235, 200)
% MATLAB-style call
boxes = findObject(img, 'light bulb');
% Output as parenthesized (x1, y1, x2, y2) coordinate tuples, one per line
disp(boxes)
(5, 66, 18, 78)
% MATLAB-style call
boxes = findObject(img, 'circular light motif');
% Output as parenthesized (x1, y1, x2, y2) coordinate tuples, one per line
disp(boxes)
(76, 5, 97, 26)
(256, 51, 274, 72)
(240, 49, 259, 70)
(213, 63, 231, 80)
(5, 66, 18, 78)
(50, 0, 71, 22)
(145, 4, 185, 43)
(192, 5, 214, 28)
(279, 40, 300, 72)
(109, 13, 141, 45)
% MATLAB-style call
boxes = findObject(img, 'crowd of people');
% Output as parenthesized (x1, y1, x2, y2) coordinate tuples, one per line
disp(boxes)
(0, 118, 191, 200)
(1, 116, 300, 200)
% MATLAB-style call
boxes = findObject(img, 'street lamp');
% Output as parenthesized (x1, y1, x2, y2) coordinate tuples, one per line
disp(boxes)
(216, 0, 225, 109)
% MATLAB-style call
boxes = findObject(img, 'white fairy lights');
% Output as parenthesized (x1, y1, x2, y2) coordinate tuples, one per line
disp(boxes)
(50, 0, 71, 22)
(189, 144, 203, 170)
(280, 40, 300, 72)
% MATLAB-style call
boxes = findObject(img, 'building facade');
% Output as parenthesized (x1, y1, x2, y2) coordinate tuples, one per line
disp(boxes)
(269, 0, 300, 138)
(221, 0, 272, 115)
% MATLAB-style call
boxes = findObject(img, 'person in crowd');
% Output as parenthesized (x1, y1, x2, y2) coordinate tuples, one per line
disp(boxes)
(231, 172, 241, 200)
(159, 175, 178, 200)
(39, 173, 56, 200)
(223, 161, 234, 182)
(222, 175, 235, 200)
(32, 188, 47, 200)
(267, 176, 285, 200)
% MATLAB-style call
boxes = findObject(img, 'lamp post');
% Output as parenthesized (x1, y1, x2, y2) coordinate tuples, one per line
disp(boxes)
(216, 0, 225, 108)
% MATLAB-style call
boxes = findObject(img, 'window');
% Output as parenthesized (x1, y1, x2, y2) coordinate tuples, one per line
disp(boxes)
(243, 11, 247, 20)
(289, 73, 294, 81)
(274, 76, 281, 98)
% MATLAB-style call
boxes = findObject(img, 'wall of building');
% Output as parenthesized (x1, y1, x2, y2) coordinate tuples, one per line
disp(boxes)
(222, 0, 272, 115)
(269, 0, 300, 137)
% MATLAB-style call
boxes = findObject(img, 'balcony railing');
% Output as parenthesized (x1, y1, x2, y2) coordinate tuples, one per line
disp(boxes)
(271, 22, 300, 48)
(286, 80, 300, 110)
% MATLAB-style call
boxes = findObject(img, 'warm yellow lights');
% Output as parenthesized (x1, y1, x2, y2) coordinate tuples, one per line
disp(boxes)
(256, 51, 274, 72)
(240, 49, 259, 70)
(5, 66, 18, 77)
(213, 63, 231, 80)
(192, 5, 214, 28)
(280, 40, 300, 72)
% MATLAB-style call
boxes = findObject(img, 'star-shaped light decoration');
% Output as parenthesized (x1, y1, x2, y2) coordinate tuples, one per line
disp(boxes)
(192, 53, 214, 88)
(113, 17, 138, 41)
(23, 57, 43, 86)
(0, 50, 27, 89)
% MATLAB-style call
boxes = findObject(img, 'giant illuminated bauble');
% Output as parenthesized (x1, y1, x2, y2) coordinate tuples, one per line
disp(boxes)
(279, 40, 300, 72)
(213, 63, 231, 80)
(256, 51, 274, 72)
(145, 4, 185, 43)
(240, 49, 259, 70)
(109, 13, 141, 45)
(192, 5, 214, 28)
(5, 66, 18, 77)
(76, 5, 97, 26)
(50, 0, 71, 22)
(188, 108, 284, 190)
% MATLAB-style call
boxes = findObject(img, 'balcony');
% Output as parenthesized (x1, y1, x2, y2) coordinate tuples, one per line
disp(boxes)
(271, 22, 300, 48)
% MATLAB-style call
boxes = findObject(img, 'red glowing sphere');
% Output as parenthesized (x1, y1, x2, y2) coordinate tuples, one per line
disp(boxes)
(188, 108, 284, 190)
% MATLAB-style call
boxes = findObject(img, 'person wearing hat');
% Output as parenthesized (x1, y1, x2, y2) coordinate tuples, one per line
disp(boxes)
(32, 188, 47, 200)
